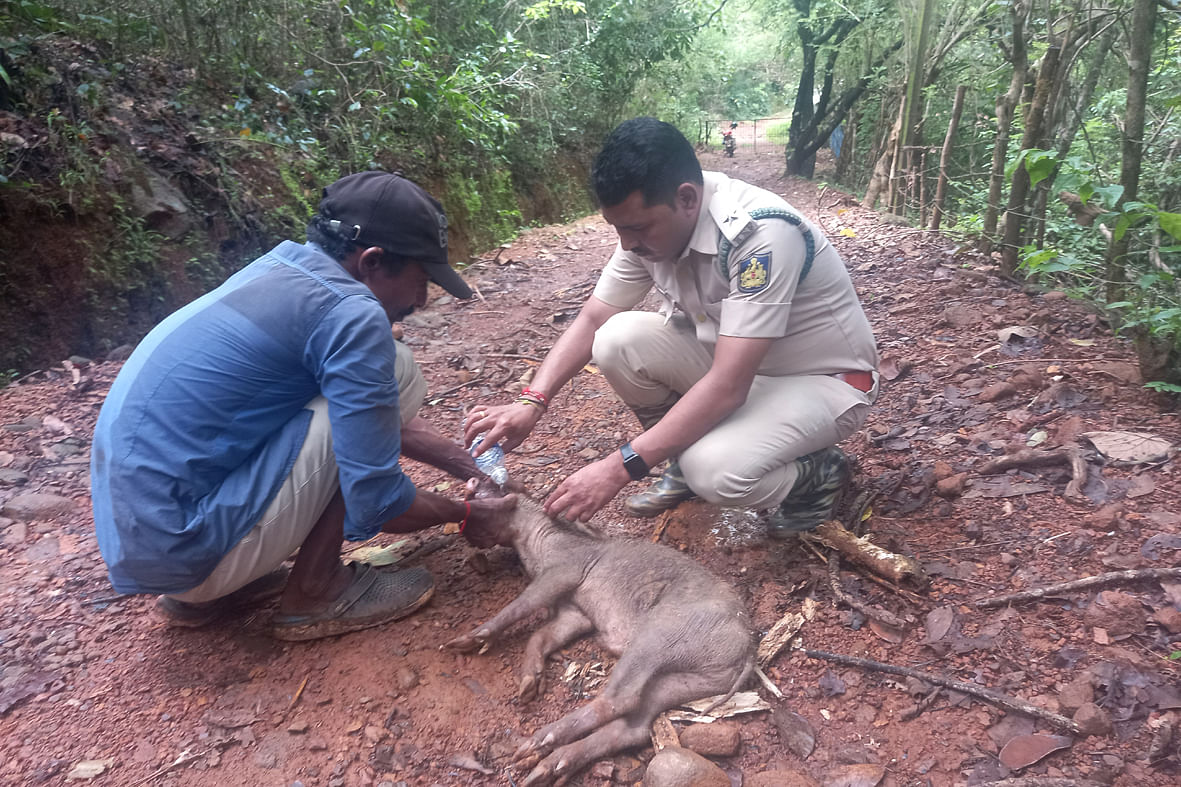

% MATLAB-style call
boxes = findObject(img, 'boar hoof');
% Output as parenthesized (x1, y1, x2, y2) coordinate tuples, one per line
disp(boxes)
(443, 632, 486, 652)
(517, 673, 542, 702)
(513, 740, 543, 767)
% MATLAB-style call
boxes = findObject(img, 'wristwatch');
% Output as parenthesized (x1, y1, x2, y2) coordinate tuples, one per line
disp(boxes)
(619, 442, 649, 481)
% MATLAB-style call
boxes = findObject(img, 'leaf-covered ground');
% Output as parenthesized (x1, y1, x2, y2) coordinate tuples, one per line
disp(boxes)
(1, 149, 1179, 787)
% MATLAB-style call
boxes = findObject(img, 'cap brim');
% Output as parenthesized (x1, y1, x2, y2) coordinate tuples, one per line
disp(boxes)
(424, 262, 473, 299)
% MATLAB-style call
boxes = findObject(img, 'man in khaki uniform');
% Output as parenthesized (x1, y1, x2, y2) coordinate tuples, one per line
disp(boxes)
(467, 117, 878, 534)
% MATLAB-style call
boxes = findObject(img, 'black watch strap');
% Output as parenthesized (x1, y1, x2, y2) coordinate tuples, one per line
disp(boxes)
(619, 442, 649, 481)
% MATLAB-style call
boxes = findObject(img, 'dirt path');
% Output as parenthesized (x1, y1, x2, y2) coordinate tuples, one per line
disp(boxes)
(1, 150, 1179, 787)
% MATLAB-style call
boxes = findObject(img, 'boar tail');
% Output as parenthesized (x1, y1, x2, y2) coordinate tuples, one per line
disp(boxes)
(700, 656, 755, 715)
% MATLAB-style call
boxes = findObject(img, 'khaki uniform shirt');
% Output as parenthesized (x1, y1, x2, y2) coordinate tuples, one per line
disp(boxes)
(593, 171, 878, 377)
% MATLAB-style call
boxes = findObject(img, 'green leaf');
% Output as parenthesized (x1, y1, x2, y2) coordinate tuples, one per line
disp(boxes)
(1092, 185, 1123, 208)
(1158, 212, 1181, 242)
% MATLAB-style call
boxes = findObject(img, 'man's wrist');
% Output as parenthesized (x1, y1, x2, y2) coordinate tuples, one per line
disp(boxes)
(619, 442, 649, 481)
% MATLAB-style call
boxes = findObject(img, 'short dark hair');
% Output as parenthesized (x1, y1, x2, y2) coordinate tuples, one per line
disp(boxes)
(591, 117, 703, 209)
(306, 214, 412, 275)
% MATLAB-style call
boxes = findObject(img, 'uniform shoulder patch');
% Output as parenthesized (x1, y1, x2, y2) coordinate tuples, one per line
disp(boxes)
(736, 252, 771, 293)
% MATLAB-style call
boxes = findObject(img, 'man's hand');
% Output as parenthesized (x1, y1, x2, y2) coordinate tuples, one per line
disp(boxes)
(543, 456, 631, 522)
(462, 493, 519, 549)
(464, 402, 543, 456)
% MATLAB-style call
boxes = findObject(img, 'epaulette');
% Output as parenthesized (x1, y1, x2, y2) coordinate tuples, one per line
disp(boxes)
(716, 207, 817, 285)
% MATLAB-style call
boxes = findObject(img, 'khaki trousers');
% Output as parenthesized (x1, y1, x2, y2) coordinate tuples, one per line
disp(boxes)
(172, 341, 426, 602)
(592, 312, 875, 510)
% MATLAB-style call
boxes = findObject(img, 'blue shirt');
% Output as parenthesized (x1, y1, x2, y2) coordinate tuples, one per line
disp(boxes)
(91, 241, 418, 595)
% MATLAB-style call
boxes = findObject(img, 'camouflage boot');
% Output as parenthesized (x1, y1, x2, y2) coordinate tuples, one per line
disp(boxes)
(624, 459, 698, 518)
(767, 446, 849, 537)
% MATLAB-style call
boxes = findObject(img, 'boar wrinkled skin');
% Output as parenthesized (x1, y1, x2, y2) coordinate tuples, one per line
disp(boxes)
(447, 493, 755, 786)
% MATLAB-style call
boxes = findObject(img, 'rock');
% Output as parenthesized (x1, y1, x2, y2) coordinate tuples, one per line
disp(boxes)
(642, 746, 730, 787)
(126, 167, 195, 239)
(395, 666, 419, 691)
(1, 517, 26, 546)
(821, 763, 885, 786)
(978, 382, 1017, 402)
(1073, 702, 1113, 737)
(287, 720, 308, 734)
(1153, 607, 1181, 633)
(747, 771, 819, 787)
(1057, 676, 1095, 715)
(1, 493, 75, 521)
(1084, 503, 1126, 531)
(934, 473, 967, 498)
(678, 722, 741, 757)
(0, 468, 29, 487)
(1085, 590, 1147, 637)
(106, 345, 135, 362)
(932, 461, 955, 481)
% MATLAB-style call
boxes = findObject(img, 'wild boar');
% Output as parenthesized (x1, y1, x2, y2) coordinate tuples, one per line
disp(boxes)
(446, 491, 755, 786)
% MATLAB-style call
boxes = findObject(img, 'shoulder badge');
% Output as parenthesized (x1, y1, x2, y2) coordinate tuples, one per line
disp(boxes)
(737, 252, 771, 293)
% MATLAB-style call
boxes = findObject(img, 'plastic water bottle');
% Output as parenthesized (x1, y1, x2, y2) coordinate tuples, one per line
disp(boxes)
(470, 434, 508, 487)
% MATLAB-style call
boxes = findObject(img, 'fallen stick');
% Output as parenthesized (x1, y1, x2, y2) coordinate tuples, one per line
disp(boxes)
(976, 448, 1089, 504)
(806, 520, 927, 587)
(802, 649, 1083, 736)
(826, 553, 914, 628)
(975, 567, 1181, 608)
(973, 775, 1100, 779)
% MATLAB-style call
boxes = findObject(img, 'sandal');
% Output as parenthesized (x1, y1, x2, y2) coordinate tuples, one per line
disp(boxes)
(271, 562, 434, 642)
(156, 565, 291, 628)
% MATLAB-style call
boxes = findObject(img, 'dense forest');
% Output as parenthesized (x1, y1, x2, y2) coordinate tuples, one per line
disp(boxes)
(0, 0, 1178, 389)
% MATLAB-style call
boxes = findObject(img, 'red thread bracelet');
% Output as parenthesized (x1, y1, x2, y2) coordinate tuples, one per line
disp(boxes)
(459, 500, 471, 532)
(521, 387, 550, 407)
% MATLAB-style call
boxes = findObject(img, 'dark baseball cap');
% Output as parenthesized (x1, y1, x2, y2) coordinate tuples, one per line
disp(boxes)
(319, 171, 473, 299)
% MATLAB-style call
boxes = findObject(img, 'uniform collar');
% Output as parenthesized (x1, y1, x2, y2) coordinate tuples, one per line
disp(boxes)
(682, 171, 737, 260)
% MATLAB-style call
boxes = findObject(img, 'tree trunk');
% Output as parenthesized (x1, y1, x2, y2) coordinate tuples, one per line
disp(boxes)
(980, 0, 1029, 252)
(930, 85, 967, 230)
(1106, 0, 1157, 302)
(1000, 43, 1061, 276)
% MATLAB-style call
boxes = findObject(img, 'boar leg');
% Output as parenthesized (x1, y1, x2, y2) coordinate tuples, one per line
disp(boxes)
(444, 566, 584, 652)
(514, 640, 741, 763)
(520, 715, 650, 787)
(518, 603, 594, 702)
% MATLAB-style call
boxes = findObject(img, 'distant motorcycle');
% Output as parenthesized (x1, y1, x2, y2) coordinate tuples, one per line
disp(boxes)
(722, 122, 737, 157)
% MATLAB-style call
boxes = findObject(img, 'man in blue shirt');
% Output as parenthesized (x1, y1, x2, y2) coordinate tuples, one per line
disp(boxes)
(91, 171, 517, 641)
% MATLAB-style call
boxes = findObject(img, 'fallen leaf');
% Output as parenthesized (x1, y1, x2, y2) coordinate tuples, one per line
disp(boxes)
(446, 752, 493, 774)
(868, 619, 906, 643)
(1081, 431, 1174, 464)
(840, 227, 857, 237)
(924, 607, 955, 643)
(1141, 534, 1181, 561)
(0, 670, 56, 716)
(65, 759, 114, 781)
(667, 690, 769, 722)
(997, 325, 1039, 343)
(998, 733, 1072, 770)
(349, 540, 409, 566)
(822, 763, 885, 787)
(771, 707, 815, 759)
(1068, 338, 1096, 346)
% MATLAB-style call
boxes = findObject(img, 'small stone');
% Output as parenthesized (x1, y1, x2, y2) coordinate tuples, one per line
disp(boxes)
(1057, 676, 1094, 715)
(1, 493, 75, 521)
(979, 382, 1017, 403)
(1085, 590, 1147, 637)
(588, 760, 614, 779)
(395, 667, 419, 691)
(747, 771, 819, 787)
(642, 746, 730, 787)
(678, 721, 741, 757)
(364, 725, 386, 743)
(1073, 702, 1113, 737)
(287, 720, 308, 734)
(935, 473, 967, 499)
(1152, 607, 1181, 633)
(0, 468, 29, 487)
